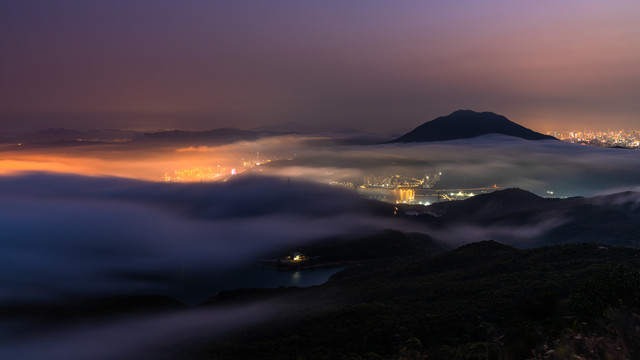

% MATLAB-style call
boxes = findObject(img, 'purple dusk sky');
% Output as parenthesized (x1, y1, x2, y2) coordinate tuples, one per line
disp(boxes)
(1, 1, 639, 132)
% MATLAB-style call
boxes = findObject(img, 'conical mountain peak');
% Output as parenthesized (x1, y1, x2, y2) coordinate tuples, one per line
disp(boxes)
(390, 110, 556, 143)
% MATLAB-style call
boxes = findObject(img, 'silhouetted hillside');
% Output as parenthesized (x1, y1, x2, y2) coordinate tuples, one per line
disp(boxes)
(197, 242, 640, 360)
(425, 188, 558, 221)
(294, 229, 451, 262)
(411, 188, 640, 247)
(389, 110, 556, 142)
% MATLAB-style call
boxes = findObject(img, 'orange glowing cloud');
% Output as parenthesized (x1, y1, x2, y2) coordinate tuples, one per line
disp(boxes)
(0, 145, 240, 181)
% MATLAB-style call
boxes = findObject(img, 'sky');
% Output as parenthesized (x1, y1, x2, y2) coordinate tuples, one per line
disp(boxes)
(1, 0, 639, 132)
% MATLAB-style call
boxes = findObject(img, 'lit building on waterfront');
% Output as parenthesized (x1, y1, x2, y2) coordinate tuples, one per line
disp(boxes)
(395, 187, 415, 203)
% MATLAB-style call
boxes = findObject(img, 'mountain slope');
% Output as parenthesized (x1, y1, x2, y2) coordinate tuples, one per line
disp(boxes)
(389, 110, 556, 142)
(199, 242, 640, 360)
(408, 188, 640, 247)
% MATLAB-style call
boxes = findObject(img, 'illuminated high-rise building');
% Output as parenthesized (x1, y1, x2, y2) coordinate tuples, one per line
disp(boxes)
(395, 187, 415, 203)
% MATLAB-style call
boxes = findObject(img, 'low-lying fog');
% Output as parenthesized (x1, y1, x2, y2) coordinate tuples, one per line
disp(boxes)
(2, 133, 640, 196)
(2, 132, 640, 359)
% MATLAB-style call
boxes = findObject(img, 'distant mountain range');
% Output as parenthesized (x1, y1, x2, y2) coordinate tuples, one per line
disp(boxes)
(252, 122, 364, 134)
(138, 128, 288, 144)
(2, 110, 558, 147)
(0, 127, 292, 148)
(389, 110, 557, 143)
(2, 126, 386, 148)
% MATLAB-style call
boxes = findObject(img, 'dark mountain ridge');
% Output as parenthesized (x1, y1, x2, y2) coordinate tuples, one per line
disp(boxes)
(424, 188, 560, 220)
(138, 127, 290, 144)
(389, 110, 557, 142)
(404, 188, 640, 247)
(199, 242, 640, 360)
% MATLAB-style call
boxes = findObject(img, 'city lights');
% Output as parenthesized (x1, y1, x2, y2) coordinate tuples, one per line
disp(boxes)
(548, 129, 640, 149)
(162, 152, 283, 183)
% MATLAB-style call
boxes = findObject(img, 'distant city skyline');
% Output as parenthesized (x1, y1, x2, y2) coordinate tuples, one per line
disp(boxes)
(2, 1, 639, 133)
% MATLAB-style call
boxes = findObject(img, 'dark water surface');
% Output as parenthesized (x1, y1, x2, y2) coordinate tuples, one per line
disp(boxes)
(156, 265, 348, 305)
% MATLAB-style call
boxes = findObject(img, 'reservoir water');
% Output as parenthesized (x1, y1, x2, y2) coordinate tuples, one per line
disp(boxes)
(157, 265, 348, 304)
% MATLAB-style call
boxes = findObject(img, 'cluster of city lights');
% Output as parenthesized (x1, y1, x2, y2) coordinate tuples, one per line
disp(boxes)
(163, 167, 232, 183)
(548, 129, 640, 149)
(162, 160, 494, 207)
(362, 172, 441, 189)
(162, 152, 286, 183)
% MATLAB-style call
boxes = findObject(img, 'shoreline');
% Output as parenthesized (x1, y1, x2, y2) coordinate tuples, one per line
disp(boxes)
(258, 260, 358, 270)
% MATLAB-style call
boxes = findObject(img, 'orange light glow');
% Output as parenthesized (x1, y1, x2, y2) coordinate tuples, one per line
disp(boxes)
(0, 146, 239, 181)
